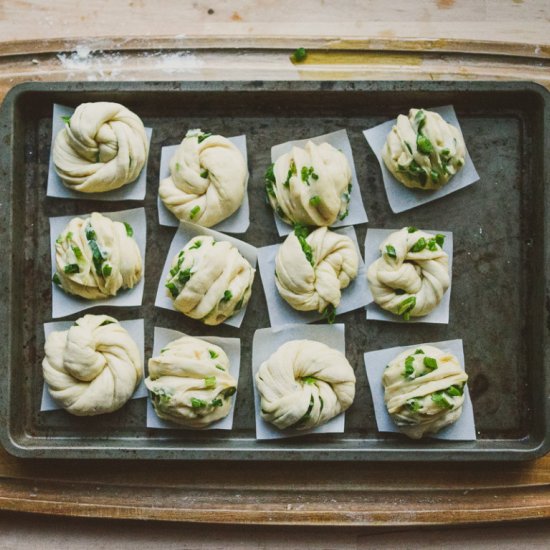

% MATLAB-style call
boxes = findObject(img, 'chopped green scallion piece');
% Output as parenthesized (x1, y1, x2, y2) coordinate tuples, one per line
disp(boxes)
(404, 356, 415, 378)
(294, 224, 314, 267)
(291, 47, 308, 63)
(408, 227, 418, 233)
(406, 398, 422, 412)
(191, 397, 207, 408)
(417, 134, 433, 155)
(423, 356, 438, 371)
(63, 263, 79, 274)
(123, 222, 134, 237)
(165, 282, 179, 297)
(215, 365, 225, 371)
(209, 350, 219, 359)
(446, 385, 464, 397)
(397, 296, 416, 320)
(204, 376, 216, 388)
(432, 391, 454, 409)
(309, 195, 321, 207)
(102, 264, 112, 277)
(200, 169, 209, 178)
(100, 319, 115, 326)
(61, 115, 71, 126)
(321, 304, 336, 324)
(414, 349, 424, 355)
(189, 240, 202, 250)
(211, 398, 223, 407)
(223, 387, 237, 398)
(338, 209, 349, 221)
(386, 245, 397, 259)
(410, 237, 427, 253)
(197, 132, 212, 143)
(71, 245, 82, 259)
(189, 205, 200, 220)
(52, 273, 61, 285)
(175, 162, 181, 171)
(435, 234, 445, 247)
(178, 268, 192, 286)
(221, 290, 233, 303)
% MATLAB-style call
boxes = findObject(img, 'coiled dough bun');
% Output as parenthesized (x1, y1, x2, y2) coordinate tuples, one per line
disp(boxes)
(53, 212, 142, 300)
(383, 345, 468, 439)
(382, 108, 466, 190)
(275, 226, 358, 315)
(42, 314, 142, 416)
(159, 129, 248, 227)
(265, 141, 352, 227)
(366, 227, 449, 320)
(255, 340, 356, 430)
(165, 235, 255, 326)
(53, 102, 149, 193)
(145, 335, 237, 428)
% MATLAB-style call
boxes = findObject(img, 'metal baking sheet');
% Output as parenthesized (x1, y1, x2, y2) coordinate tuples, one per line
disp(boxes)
(0, 81, 548, 461)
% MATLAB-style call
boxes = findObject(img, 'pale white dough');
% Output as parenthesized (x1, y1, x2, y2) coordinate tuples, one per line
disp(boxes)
(165, 235, 255, 326)
(145, 335, 237, 428)
(382, 344, 468, 439)
(159, 129, 248, 227)
(382, 108, 466, 190)
(255, 339, 356, 430)
(53, 212, 142, 300)
(275, 226, 358, 315)
(42, 314, 143, 416)
(366, 227, 449, 319)
(266, 141, 352, 227)
(53, 102, 149, 193)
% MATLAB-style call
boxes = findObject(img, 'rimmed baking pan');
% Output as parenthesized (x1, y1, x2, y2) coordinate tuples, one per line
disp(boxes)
(0, 80, 548, 460)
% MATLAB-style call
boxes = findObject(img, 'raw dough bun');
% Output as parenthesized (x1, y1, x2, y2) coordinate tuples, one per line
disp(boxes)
(54, 212, 142, 300)
(255, 340, 356, 430)
(266, 141, 352, 227)
(382, 108, 466, 190)
(383, 344, 468, 439)
(159, 129, 248, 227)
(165, 235, 255, 326)
(275, 226, 358, 315)
(366, 227, 449, 319)
(145, 335, 237, 428)
(42, 314, 142, 416)
(53, 102, 149, 193)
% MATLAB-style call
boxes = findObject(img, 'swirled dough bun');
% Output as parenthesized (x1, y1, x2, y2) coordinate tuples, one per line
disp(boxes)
(42, 314, 142, 416)
(382, 108, 466, 190)
(53, 102, 149, 193)
(383, 345, 468, 439)
(165, 235, 255, 326)
(366, 227, 449, 320)
(145, 335, 237, 428)
(53, 212, 142, 300)
(255, 340, 356, 430)
(159, 129, 248, 227)
(275, 226, 358, 316)
(265, 141, 352, 227)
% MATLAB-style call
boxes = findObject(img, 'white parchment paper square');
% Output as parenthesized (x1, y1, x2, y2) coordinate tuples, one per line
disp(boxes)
(157, 135, 250, 233)
(145, 326, 240, 430)
(47, 103, 153, 201)
(363, 339, 476, 440)
(363, 105, 479, 213)
(50, 207, 147, 319)
(41, 318, 147, 412)
(257, 226, 369, 327)
(364, 228, 453, 324)
(270, 129, 368, 236)
(252, 323, 347, 439)
(155, 221, 258, 328)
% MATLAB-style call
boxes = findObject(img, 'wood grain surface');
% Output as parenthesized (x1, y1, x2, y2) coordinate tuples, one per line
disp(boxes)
(0, 0, 549, 526)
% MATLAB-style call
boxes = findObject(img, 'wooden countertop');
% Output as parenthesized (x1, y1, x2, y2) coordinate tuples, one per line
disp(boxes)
(0, 0, 549, 526)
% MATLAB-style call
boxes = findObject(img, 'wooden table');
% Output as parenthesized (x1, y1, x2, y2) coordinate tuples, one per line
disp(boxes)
(0, 0, 549, 526)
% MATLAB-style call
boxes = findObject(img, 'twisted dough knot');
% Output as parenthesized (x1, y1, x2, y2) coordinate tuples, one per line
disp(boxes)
(53, 102, 149, 193)
(275, 226, 358, 314)
(382, 108, 466, 190)
(367, 227, 450, 319)
(42, 315, 142, 416)
(256, 340, 356, 430)
(266, 141, 352, 227)
(383, 345, 468, 439)
(145, 336, 237, 428)
(165, 236, 255, 326)
(54, 212, 142, 300)
(159, 129, 248, 227)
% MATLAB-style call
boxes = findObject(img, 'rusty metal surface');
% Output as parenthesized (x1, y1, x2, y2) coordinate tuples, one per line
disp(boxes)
(0, 80, 548, 460)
